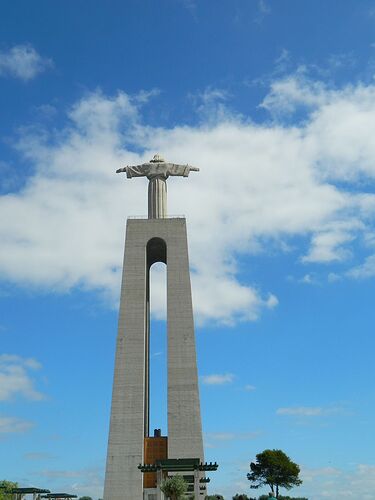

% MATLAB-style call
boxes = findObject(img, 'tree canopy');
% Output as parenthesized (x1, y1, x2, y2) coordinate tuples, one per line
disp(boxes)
(0, 481, 18, 500)
(160, 475, 187, 500)
(247, 449, 302, 498)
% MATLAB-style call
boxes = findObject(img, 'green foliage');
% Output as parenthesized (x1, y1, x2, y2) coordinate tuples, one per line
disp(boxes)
(205, 496, 224, 499)
(0, 481, 18, 500)
(233, 494, 251, 500)
(247, 449, 302, 498)
(161, 475, 188, 500)
(78, 497, 93, 500)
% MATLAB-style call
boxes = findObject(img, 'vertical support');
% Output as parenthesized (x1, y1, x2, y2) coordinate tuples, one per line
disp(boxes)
(103, 221, 147, 500)
(167, 219, 204, 461)
(156, 469, 163, 500)
(148, 178, 167, 219)
(194, 469, 200, 499)
(104, 218, 204, 500)
(144, 266, 150, 438)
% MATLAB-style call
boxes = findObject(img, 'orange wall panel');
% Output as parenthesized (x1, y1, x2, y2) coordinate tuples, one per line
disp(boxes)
(143, 437, 168, 488)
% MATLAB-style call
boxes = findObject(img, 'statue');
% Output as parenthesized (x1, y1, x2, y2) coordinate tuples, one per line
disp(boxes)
(116, 154, 199, 219)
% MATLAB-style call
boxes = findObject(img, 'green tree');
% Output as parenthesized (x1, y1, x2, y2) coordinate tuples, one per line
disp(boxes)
(78, 497, 93, 500)
(205, 496, 224, 499)
(161, 475, 187, 500)
(233, 495, 250, 500)
(0, 481, 18, 500)
(247, 449, 302, 498)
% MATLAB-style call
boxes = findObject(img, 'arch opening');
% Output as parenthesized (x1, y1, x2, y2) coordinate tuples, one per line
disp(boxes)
(145, 238, 167, 439)
(147, 237, 167, 267)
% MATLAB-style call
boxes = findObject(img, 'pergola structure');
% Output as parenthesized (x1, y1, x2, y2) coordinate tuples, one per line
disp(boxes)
(138, 458, 218, 499)
(11, 487, 50, 500)
(41, 494, 77, 500)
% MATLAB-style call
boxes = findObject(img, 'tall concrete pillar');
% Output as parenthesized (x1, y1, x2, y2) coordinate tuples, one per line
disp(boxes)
(103, 219, 147, 500)
(103, 218, 204, 500)
(167, 221, 204, 460)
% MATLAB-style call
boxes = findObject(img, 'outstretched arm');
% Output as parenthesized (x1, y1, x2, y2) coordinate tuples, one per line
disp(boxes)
(166, 164, 200, 177)
(116, 165, 149, 178)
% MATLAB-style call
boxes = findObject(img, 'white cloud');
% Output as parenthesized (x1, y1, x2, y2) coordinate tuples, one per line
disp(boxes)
(261, 70, 329, 114)
(301, 465, 342, 482)
(0, 415, 34, 433)
(299, 463, 375, 499)
(39, 467, 104, 499)
(302, 225, 356, 263)
(300, 273, 315, 284)
(347, 253, 375, 279)
(24, 452, 55, 460)
(328, 272, 341, 283)
(2, 75, 375, 323)
(276, 406, 343, 416)
(201, 373, 235, 385)
(41, 469, 84, 478)
(254, 0, 271, 24)
(258, 0, 270, 14)
(244, 384, 256, 391)
(189, 86, 234, 124)
(0, 354, 45, 401)
(0, 44, 52, 81)
(205, 431, 259, 441)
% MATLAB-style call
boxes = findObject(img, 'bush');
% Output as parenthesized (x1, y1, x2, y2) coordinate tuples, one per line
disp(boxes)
(160, 475, 188, 500)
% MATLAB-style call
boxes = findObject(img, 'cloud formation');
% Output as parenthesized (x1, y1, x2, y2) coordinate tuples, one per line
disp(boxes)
(0, 415, 34, 433)
(0, 44, 52, 81)
(276, 405, 343, 417)
(0, 354, 45, 401)
(201, 373, 235, 385)
(24, 452, 55, 460)
(244, 384, 256, 391)
(1, 74, 375, 323)
(38, 467, 104, 499)
(300, 463, 375, 499)
(205, 431, 259, 441)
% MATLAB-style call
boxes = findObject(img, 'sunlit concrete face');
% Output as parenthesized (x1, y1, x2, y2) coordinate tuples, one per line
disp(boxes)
(103, 218, 204, 500)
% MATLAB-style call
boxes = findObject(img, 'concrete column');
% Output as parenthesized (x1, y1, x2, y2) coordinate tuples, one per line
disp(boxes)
(194, 469, 200, 499)
(156, 469, 164, 500)
(167, 220, 204, 461)
(104, 218, 204, 500)
(103, 221, 147, 500)
(148, 177, 167, 219)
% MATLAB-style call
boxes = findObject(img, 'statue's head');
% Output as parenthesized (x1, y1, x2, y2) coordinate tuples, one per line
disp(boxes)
(150, 154, 165, 163)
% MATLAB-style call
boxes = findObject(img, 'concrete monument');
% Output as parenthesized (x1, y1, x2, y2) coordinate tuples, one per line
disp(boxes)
(116, 154, 199, 219)
(104, 155, 204, 500)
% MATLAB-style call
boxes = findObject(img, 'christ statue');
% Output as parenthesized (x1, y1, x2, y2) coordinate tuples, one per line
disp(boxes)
(116, 154, 199, 219)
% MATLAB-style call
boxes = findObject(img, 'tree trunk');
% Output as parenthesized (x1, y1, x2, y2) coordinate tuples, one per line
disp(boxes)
(276, 484, 279, 498)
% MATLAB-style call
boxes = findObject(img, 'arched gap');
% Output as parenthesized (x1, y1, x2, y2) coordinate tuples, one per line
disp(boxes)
(147, 237, 166, 267)
(145, 238, 167, 438)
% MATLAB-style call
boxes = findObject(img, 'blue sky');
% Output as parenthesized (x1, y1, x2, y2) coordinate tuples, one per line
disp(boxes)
(1, 1, 375, 499)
